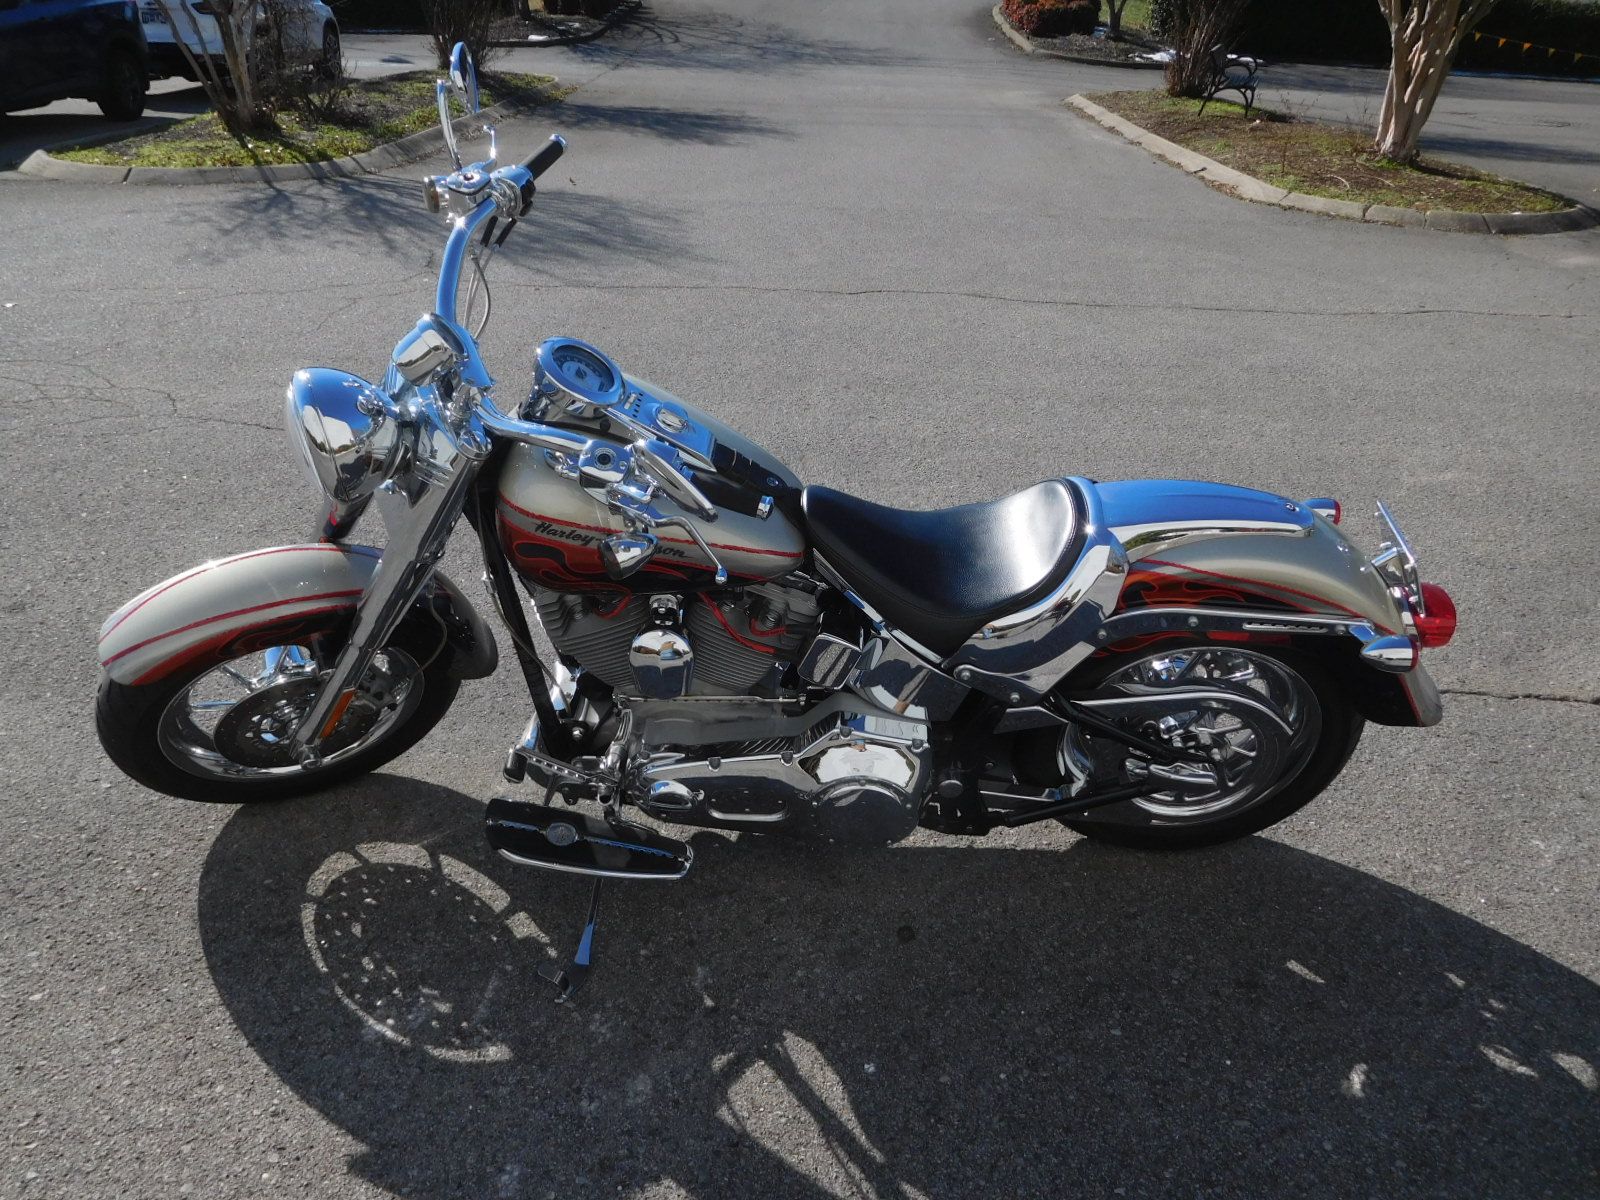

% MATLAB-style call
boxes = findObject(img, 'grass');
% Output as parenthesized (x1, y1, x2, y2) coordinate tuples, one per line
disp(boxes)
(57, 72, 564, 169)
(1119, 0, 1154, 33)
(1086, 90, 1571, 214)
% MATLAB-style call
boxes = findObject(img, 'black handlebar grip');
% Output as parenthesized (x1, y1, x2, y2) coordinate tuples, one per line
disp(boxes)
(518, 135, 566, 212)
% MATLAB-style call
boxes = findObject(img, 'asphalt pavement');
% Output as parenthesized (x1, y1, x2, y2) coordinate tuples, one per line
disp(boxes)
(2, 2, 1597, 1197)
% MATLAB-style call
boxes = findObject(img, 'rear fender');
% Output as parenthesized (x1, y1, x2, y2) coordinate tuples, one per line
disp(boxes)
(1092, 481, 1441, 727)
(97, 544, 497, 686)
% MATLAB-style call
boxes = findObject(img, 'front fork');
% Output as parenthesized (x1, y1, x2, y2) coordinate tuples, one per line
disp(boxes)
(290, 408, 488, 765)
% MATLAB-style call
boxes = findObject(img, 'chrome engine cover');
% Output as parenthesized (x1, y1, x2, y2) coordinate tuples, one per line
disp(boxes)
(635, 705, 932, 845)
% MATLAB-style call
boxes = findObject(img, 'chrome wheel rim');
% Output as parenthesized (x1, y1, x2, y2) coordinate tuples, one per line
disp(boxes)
(1062, 647, 1321, 824)
(156, 644, 422, 782)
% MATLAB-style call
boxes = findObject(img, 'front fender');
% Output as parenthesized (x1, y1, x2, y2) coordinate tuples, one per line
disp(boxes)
(1094, 480, 1440, 726)
(97, 544, 497, 686)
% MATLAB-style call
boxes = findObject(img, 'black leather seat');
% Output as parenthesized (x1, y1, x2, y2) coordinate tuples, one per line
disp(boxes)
(801, 480, 1083, 656)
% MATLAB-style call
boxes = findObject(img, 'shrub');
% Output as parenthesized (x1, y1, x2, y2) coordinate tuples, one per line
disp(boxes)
(1150, 0, 1598, 76)
(421, 0, 506, 70)
(1003, 0, 1102, 37)
(1161, 0, 1251, 97)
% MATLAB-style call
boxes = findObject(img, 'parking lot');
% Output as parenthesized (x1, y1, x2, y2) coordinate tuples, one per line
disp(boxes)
(2, 2, 1597, 1196)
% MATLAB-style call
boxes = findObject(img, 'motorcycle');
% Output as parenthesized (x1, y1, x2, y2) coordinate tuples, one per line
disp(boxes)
(95, 45, 1457, 1000)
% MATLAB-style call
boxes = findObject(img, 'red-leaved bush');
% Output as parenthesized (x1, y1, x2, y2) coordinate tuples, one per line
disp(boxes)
(1003, 0, 1102, 37)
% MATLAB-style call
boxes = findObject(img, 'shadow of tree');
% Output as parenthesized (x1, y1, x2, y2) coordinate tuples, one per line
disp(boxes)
(553, 98, 792, 145)
(0, 85, 211, 170)
(181, 169, 693, 273)
(1418, 132, 1600, 171)
(570, 2, 914, 74)
(200, 777, 1600, 1199)
(173, 83, 791, 270)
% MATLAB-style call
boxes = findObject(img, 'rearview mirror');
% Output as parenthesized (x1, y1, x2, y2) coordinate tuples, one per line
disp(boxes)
(448, 43, 480, 115)
(437, 42, 482, 171)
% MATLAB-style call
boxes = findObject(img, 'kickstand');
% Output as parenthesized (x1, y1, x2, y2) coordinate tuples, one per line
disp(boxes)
(537, 877, 603, 1004)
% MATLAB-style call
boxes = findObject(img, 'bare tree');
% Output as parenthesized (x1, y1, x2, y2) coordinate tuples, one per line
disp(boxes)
(1105, 0, 1134, 40)
(152, 0, 274, 135)
(1374, 0, 1496, 162)
(1161, 0, 1251, 98)
(423, 0, 507, 71)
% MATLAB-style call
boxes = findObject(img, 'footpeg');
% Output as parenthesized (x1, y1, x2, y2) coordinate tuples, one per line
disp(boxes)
(485, 797, 692, 880)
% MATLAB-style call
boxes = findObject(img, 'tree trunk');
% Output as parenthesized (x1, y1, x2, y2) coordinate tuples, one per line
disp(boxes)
(151, 0, 273, 137)
(216, 3, 271, 134)
(1373, 0, 1496, 163)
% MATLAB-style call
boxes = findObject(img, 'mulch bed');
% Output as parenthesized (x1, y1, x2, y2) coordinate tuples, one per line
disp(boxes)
(1024, 29, 1161, 64)
(487, 0, 629, 44)
(1089, 89, 1570, 214)
(59, 72, 560, 169)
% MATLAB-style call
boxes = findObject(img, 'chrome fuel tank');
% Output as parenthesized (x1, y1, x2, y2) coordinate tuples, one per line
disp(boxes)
(496, 377, 807, 594)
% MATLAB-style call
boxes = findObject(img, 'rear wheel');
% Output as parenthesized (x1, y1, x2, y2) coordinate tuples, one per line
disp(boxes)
(97, 618, 459, 803)
(1050, 644, 1362, 850)
(97, 47, 147, 121)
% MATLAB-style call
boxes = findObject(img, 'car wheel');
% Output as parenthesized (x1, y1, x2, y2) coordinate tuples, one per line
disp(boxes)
(97, 46, 147, 121)
(317, 25, 342, 79)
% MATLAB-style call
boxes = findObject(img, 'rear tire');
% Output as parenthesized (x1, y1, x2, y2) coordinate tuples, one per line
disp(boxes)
(1055, 644, 1363, 851)
(97, 615, 460, 804)
(97, 47, 147, 121)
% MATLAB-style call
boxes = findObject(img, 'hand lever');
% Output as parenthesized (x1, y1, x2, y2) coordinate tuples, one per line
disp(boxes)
(631, 439, 718, 521)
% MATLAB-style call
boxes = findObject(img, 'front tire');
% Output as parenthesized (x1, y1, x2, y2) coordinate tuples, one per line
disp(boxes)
(97, 615, 460, 804)
(1050, 644, 1363, 850)
(97, 47, 147, 121)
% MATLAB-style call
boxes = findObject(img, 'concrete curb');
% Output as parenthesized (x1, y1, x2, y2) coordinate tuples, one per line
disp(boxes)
(487, 0, 641, 47)
(992, 6, 1164, 70)
(13, 96, 538, 187)
(1065, 94, 1598, 236)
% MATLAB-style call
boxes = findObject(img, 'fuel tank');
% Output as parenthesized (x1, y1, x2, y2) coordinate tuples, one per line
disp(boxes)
(496, 378, 807, 595)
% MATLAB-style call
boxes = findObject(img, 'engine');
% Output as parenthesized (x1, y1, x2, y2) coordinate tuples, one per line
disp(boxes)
(638, 706, 934, 845)
(528, 582, 936, 844)
(531, 579, 822, 697)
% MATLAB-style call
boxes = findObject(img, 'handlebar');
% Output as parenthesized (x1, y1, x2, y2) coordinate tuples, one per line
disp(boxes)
(517, 135, 566, 213)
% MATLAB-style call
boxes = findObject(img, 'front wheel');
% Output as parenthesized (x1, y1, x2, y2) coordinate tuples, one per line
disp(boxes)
(97, 47, 147, 121)
(1044, 644, 1363, 850)
(96, 617, 460, 803)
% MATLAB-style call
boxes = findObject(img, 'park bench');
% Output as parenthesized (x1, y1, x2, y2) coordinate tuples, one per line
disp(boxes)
(1198, 45, 1261, 116)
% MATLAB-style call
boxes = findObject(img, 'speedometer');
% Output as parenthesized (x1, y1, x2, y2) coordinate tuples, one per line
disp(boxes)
(531, 337, 625, 414)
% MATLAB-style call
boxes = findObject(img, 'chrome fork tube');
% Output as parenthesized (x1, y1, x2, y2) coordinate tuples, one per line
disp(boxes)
(290, 409, 488, 764)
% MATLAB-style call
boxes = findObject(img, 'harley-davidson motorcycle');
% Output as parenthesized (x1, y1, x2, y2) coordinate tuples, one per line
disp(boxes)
(96, 47, 1457, 998)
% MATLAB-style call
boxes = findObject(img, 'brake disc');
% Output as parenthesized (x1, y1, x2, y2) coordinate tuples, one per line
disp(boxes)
(213, 678, 383, 768)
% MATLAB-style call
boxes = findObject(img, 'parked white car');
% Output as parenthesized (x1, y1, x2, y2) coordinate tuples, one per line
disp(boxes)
(138, 1, 339, 80)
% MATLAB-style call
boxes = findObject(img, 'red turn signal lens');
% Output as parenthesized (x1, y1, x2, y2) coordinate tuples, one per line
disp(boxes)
(1416, 582, 1457, 648)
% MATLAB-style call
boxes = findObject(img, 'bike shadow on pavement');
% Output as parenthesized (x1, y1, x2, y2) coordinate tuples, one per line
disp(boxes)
(198, 775, 1600, 1199)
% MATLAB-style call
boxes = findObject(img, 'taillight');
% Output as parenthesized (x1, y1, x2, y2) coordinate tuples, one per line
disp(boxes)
(1416, 582, 1456, 648)
(1303, 497, 1341, 524)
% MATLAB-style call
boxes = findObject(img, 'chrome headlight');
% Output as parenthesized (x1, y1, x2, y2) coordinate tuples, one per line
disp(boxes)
(284, 368, 404, 504)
